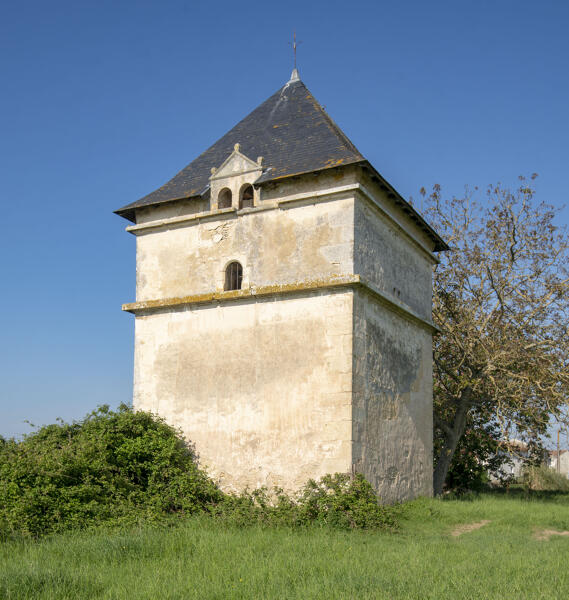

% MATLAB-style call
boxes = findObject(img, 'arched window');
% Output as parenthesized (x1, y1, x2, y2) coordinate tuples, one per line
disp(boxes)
(218, 188, 232, 209)
(239, 184, 254, 209)
(224, 261, 243, 291)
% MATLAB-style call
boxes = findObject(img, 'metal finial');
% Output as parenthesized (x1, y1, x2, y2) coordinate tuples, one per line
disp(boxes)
(289, 31, 302, 71)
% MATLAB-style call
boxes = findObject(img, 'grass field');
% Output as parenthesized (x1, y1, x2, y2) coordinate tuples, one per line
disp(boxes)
(1, 492, 569, 599)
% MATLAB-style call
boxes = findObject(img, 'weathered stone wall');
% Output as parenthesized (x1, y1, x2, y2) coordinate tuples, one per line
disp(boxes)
(134, 196, 355, 302)
(354, 195, 434, 322)
(133, 290, 354, 492)
(259, 167, 359, 203)
(352, 289, 434, 502)
(127, 166, 437, 499)
(136, 197, 210, 224)
(358, 169, 437, 255)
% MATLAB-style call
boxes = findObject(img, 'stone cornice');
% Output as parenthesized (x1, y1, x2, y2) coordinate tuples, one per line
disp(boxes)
(356, 276, 439, 333)
(123, 275, 438, 333)
(353, 184, 439, 265)
(124, 183, 358, 235)
(123, 182, 438, 264)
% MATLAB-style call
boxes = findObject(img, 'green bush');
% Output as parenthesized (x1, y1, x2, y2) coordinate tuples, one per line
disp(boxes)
(0, 405, 222, 538)
(212, 473, 398, 530)
(0, 406, 397, 539)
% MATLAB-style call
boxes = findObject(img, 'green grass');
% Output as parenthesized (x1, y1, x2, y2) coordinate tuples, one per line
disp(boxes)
(2, 493, 569, 599)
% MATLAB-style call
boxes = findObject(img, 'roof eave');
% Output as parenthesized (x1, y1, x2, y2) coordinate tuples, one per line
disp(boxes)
(114, 160, 449, 254)
(114, 207, 137, 223)
(359, 161, 449, 252)
(253, 158, 365, 186)
(256, 160, 449, 253)
(114, 192, 204, 223)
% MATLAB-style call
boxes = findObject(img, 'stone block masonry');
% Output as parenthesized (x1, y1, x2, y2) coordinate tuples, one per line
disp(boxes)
(116, 74, 447, 500)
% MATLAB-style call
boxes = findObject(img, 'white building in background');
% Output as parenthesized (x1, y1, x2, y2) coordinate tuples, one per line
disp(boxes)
(549, 450, 569, 478)
(498, 439, 529, 479)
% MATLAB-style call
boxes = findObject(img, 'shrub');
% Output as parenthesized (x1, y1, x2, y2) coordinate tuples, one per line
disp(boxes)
(0, 405, 222, 538)
(522, 465, 569, 492)
(212, 473, 398, 530)
(0, 406, 397, 538)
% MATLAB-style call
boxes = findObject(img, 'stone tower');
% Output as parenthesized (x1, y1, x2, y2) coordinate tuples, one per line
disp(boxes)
(115, 71, 447, 502)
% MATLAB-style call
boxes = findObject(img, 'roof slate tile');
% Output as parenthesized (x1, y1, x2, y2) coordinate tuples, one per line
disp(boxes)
(115, 78, 364, 220)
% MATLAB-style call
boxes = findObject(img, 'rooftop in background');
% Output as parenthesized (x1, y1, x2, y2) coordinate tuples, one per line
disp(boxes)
(115, 72, 448, 252)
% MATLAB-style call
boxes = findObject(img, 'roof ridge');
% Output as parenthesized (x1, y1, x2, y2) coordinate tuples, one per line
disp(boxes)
(302, 85, 363, 158)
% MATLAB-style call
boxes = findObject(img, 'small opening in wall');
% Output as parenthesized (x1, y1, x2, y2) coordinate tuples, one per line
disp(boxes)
(239, 184, 254, 209)
(225, 261, 243, 291)
(218, 188, 232, 209)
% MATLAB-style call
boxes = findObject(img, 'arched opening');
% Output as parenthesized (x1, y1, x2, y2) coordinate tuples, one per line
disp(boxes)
(224, 261, 243, 291)
(239, 184, 254, 209)
(218, 188, 232, 209)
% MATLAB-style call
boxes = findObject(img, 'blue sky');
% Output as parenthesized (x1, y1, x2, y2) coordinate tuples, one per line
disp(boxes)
(1, 0, 567, 438)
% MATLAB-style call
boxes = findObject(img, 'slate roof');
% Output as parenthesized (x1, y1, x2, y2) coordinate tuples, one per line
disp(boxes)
(115, 74, 448, 252)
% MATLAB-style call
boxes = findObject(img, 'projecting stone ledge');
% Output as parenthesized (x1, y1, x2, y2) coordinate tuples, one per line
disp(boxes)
(122, 275, 360, 313)
(122, 274, 437, 332)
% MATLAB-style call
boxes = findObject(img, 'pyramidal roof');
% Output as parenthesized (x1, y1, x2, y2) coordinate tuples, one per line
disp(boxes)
(115, 72, 447, 251)
(116, 74, 363, 218)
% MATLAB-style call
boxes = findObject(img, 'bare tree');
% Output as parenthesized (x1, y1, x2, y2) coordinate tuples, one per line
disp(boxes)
(422, 176, 569, 495)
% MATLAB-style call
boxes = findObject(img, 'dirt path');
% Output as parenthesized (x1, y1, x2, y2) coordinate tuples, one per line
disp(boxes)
(533, 529, 569, 541)
(451, 520, 491, 537)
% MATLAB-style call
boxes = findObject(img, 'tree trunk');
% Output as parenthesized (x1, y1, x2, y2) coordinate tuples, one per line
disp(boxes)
(433, 388, 472, 496)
